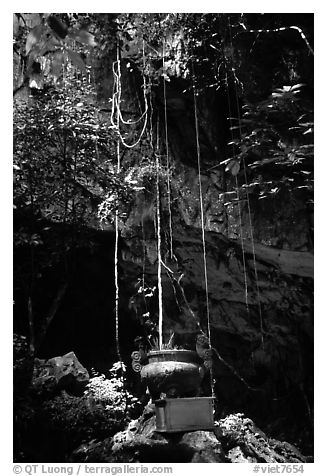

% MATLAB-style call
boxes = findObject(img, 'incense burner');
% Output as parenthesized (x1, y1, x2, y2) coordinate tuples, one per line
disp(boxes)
(140, 349, 204, 400)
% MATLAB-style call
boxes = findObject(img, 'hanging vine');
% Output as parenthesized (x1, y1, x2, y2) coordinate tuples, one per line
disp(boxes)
(192, 62, 215, 397)
(113, 42, 123, 370)
(155, 116, 164, 350)
(162, 38, 174, 261)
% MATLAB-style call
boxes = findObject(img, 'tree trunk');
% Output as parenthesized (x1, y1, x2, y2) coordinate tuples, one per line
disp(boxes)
(36, 281, 68, 350)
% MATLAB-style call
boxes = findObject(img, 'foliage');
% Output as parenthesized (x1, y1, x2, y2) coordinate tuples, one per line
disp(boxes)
(84, 363, 140, 419)
(14, 69, 116, 224)
(113, 14, 312, 90)
(13, 64, 120, 326)
(97, 157, 172, 224)
(14, 359, 141, 461)
(13, 13, 98, 94)
(96, 13, 313, 215)
(148, 332, 177, 350)
(97, 166, 146, 224)
(14, 387, 122, 461)
(222, 83, 313, 201)
(13, 11, 313, 371)
(14, 12, 313, 229)
(13, 334, 34, 393)
(39, 391, 124, 451)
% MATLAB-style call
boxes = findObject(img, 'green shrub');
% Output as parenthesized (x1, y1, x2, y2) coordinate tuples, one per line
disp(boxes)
(39, 391, 123, 451)
(84, 362, 141, 420)
(16, 362, 142, 460)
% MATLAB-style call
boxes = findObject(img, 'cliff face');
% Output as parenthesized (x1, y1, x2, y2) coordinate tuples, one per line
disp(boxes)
(13, 16, 313, 452)
(102, 64, 313, 448)
(27, 56, 311, 449)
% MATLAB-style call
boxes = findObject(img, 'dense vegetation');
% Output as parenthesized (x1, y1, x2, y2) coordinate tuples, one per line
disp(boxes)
(13, 13, 313, 462)
(13, 12, 313, 347)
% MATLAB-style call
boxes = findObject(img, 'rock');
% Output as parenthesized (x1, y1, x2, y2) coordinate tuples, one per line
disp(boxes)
(121, 220, 313, 452)
(219, 413, 308, 463)
(112, 419, 141, 447)
(179, 431, 225, 462)
(69, 438, 113, 463)
(108, 410, 308, 463)
(118, 413, 225, 462)
(32, 351, 89, 396)
(242, 242, 313, 278)
(13, 334, 34, 394)
(89, 403, 226, 463)
(110, 416, 226, 463)
(227, 446, 256, 463)
(32, 358, 57, 395)
(68, 407, 309, 463)
(69, 404, 225, 463)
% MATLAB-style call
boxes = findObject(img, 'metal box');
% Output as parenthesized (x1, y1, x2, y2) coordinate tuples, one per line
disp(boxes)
(154, 397, 215, 432)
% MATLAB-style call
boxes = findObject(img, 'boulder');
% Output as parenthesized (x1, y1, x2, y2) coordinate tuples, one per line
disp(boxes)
(219, 413, 308, 463)
(32, 351, 89, 396)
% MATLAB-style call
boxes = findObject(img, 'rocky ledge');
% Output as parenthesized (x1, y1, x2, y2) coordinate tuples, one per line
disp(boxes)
(70, 406, 310, 463)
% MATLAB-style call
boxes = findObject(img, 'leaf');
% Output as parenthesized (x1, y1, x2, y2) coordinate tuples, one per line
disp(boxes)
(231, 161, 240, 176)
(25, 24, 44, 55)
(225, 159, 240, 176)
(48, 15, 68, 39)
(65, 49, 86, 72)
(287, 152, 296, 162)
(290, 83, 305, 91)
(70, 29, 97, 47)
(298, 122, 313, 127)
